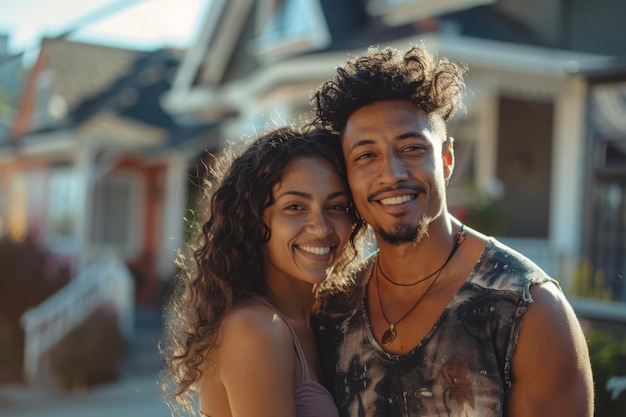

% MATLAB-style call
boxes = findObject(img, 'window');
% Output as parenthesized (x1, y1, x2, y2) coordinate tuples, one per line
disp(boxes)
(496, 95, 554, 238)
(92, 174, 142, 255)
(589, 181, 626, 301)
(254, 0, 330, 60)
(7, 174, 28, 242)
(47, 168, 79, 250)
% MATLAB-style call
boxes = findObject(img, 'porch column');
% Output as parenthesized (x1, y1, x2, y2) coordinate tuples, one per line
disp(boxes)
(550, 78, 587, 292)
(74, 144, 95, 273)
(158, 152, 186, 284)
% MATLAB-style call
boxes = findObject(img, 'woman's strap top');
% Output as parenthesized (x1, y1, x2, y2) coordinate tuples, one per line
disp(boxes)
(253, 295, 339, 417)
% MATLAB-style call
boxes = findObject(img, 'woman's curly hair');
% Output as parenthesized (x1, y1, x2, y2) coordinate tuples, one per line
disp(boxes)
(312, 45, 468, 134)
(159, 125, 367, 416)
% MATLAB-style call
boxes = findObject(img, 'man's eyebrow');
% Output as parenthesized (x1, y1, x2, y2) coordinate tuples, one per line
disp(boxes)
(347, 132, 427, 151)
(347, 138, 374, 152)
(397, 131, 428, 141)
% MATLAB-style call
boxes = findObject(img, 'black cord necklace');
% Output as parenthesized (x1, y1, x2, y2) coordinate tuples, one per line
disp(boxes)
(378, 224, 466, 287)
(376, 225, 466, 346)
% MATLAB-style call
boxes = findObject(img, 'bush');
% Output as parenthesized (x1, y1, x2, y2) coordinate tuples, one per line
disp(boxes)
(587, 328, 626, 416)
(0, 235, 70, 384)
(49, 305, 128, 389)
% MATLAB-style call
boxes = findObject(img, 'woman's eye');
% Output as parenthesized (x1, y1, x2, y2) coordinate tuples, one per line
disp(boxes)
(328, 203, 349, 213)
(286, 204, 304, 211)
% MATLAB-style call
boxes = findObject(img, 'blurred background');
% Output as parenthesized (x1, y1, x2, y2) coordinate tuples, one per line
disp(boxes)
(0, 0, 625, 416)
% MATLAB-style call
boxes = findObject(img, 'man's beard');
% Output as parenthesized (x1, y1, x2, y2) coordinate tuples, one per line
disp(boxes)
(376, 215, 431, 246)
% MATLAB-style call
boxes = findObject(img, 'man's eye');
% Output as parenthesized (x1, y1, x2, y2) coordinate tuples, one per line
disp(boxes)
(402, 145, 424, 152)
(356, 152, 375, 160)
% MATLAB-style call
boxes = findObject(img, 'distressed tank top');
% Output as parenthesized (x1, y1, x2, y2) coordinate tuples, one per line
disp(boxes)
(314, 238, 558, 417)
(254, 296, 340, 417)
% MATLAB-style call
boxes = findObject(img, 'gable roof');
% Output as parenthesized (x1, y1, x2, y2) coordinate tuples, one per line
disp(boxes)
(66, 47, 212, 150)
(9, 38, 145, 139)
(5, 39, 212, 152)
(44, 39, 146, 113)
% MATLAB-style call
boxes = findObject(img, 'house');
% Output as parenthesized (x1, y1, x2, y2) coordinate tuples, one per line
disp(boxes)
(162, 0, 626, 306)
(0, 38, 213, 304)
(581, 60, 626, 308)
(0, 34, 25, 145)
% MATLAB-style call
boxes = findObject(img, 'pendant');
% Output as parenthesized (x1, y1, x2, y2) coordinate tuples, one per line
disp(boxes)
(381, 324, 396, 346)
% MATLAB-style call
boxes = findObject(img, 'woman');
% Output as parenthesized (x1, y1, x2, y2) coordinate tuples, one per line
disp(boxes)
(160, 126, 366, 417)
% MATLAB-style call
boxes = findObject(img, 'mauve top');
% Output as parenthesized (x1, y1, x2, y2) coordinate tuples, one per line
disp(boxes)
(200, 296, 339, 417)
(254, 296, 340, 417)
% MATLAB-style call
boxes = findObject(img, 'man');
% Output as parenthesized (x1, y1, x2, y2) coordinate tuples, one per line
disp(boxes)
(311, 46, 594, 417)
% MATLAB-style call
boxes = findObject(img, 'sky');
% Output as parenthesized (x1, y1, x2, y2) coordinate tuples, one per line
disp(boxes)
(0, 0, 209, 59)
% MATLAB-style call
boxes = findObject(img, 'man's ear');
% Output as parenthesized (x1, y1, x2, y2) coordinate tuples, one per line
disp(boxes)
(443, 137, 455, 185)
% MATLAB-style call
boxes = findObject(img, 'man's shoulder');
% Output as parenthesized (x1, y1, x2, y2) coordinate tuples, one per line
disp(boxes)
(315, 258, 373, 318)
(473, 238, 558, 295)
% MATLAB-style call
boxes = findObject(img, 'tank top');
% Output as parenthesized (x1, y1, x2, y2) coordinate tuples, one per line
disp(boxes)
(253, 296, 340, 417)
(314, 238, 559, 417)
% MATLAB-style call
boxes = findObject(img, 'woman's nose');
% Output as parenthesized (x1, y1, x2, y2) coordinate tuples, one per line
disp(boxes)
(308, 211, 333, 235)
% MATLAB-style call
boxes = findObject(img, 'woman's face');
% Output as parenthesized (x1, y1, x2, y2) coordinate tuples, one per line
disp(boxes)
(261, 156, 352, 288)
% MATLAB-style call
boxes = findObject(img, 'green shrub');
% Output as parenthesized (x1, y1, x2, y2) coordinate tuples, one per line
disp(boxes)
(49, 305, 128, 389)
(587, 329, 626, 416)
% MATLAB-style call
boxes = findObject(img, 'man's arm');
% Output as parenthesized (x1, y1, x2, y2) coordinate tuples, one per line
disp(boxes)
(507, 281, 594, 417)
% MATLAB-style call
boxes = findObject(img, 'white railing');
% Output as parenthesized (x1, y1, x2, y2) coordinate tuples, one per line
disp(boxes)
(607, 376, 626, 400)
(20, 257, 135, 383)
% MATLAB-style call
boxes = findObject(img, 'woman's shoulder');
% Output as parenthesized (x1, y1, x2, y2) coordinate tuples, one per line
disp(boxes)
(201, 298, 301, 416)
(220, 297, 293, 349)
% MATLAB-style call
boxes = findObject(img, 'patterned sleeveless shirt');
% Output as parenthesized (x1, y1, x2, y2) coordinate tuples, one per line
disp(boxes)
(313, 238, 558, 417)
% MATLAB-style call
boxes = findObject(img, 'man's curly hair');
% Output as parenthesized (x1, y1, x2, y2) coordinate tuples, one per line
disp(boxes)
(312, 46, 468, 134)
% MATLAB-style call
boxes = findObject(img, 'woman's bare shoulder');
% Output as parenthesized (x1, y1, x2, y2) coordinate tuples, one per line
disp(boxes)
(220, 298, 293, 352)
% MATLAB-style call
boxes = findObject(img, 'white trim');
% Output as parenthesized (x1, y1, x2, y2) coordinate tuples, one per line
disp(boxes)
(570, 297, 626, 323)
(0, 131, 77, 158)
(74, 145, 95, 273)
(397, 35, 612, 77)
(367, 0, 496, 25)
(171, 0, 228, 91)
(550, 79, 587, 257)
(172, 0, 255, 90)
(472, 91, 499, 194)
(164, 34, 612, 118)
(202, 0, 255, 84)
(158, 152, 186, 280)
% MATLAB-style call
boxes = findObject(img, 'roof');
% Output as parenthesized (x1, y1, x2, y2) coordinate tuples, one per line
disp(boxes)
(43, 38, 146, 113)
(322, 4, 551, 52)
(4, 41, 211, 152)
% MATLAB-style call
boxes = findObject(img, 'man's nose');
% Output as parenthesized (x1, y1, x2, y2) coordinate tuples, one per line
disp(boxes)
(380, 154, 409, 183)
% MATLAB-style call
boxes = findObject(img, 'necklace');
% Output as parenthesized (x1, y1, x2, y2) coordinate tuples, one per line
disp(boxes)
(378, 225, 466, 286)
(376, 225, 466, 346)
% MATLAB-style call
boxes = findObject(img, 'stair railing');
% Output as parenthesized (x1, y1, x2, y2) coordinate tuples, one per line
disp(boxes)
(20, 256, 135, 383)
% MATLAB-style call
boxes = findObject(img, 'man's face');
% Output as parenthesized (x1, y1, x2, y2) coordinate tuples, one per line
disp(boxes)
(341, 100, 453, 245)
